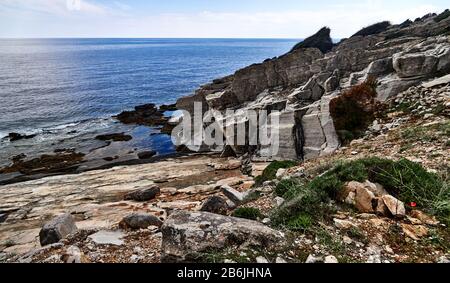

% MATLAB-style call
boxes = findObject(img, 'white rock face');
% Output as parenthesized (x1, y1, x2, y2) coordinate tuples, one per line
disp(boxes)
(160, 211, 284, 262)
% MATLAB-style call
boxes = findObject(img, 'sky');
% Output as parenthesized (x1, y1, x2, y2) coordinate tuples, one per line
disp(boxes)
(0, 0, 448, 38)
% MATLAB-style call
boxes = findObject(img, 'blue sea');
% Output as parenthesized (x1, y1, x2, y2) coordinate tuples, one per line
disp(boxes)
(0, 38, 298, 167)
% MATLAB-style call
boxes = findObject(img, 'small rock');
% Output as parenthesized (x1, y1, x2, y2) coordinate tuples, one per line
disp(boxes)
(124, 185, 160, 202)
(211, 159, 241, 170)
(39, 214, 78, 246)
(200, 196, 228, 215)
(221, 185, 246, 204)
(385, 245, 394, 254)
(409, 210, 439, 226)
(137, 150, 157, 159)
(276, 168, 287, 179)
(95, 133, 132, 142)
(130, 255, 142, 263)
(343, 236, 353, 245)
(401, 224, 429, 240)
(89, 230, 124, 246)
(382, 195, 406, 217)
(324, 255, 339, 264)
(305, 254, 322, 263)
(120, 213, 163, 229)
(274, 197, 285, 207)
(224, 259, 237, 263)
(276, 257, 287, 264)
(334, 218, 356, 230)
(262, 218, 271, 224)
(437, 256, 450, 264)
(256, 256, 269, 263)
(61, 246, 84, 263)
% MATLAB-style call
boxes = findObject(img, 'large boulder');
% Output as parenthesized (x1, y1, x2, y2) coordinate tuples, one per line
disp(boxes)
(161, 211, 284, 262)
(39, 214, 78, 246)
(393, 39, 450, 78)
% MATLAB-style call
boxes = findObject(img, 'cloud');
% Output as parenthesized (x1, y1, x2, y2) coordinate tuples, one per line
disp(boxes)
(0, 0, 107, 17)
(0, 0, 446, 38)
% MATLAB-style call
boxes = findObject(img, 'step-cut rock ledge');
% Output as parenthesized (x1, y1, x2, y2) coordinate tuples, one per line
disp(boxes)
(176, 11, 450, 161)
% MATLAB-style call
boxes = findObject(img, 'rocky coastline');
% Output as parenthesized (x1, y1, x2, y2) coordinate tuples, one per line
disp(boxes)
(1, 11, 450, 263)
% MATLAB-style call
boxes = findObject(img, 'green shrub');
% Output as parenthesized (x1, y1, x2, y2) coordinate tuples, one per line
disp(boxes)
(271, 157, 449, 229)
(271, 181, 331, 227)
(286, 214, 313, 232)
(255, 160, 298, 185)
(232, 207, 263, 220)
(275, 178, 305, 200)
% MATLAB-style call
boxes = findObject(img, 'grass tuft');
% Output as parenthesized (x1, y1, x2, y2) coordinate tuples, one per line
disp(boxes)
(232, 207, 263, 221)
(255, 160, 298, 185)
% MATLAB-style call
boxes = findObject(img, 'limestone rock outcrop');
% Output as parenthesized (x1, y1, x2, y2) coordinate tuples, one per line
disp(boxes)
(161, 210, 283, 262)
(175, 11, 450, 161)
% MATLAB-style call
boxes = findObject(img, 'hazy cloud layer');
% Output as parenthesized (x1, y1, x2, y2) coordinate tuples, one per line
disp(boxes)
(0, 0, 446, 38)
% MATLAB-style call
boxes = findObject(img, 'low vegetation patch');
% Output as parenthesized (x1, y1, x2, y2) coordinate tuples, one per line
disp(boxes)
(255, 160, 298, 185)
(232, 207, 263, 221)
(330, 78, 378, 144)
(401, 121, 450, 143)
(275, 178, 306, 200)
(271, 157, 449, 230)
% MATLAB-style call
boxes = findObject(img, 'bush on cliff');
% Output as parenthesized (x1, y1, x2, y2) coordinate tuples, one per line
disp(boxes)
(330, 78, 378, 144)
(255, 160, 299, 185)
(271, 157, 449, 230)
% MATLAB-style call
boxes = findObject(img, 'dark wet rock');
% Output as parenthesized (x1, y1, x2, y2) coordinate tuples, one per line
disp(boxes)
(119, 213, 163, 229)
(124, 185, 160, 202)
(0, 213, 8, 223)
(39, 214, 78, 246)
(53, 148, 75, 153)
(8, 132, 36, 142)
(137, 150, 157, 160)
(291, 27, 334, 54)
(116, 103, 167, 126)
(199, 196, 228, 215)
(11, 153, 26, 163)
(0, 152, 85, 175)
(352, 21, 391, 37)
(161, 210, 283, 262)
(159, 103, 177, 112)
(95, 133, 132, 142)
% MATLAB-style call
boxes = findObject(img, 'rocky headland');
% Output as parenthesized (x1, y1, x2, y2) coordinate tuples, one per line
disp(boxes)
(0, 11, 449, 263)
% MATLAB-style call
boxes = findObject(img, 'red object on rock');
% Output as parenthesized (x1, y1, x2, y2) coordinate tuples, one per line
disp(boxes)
(410, 202, 417, 207)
